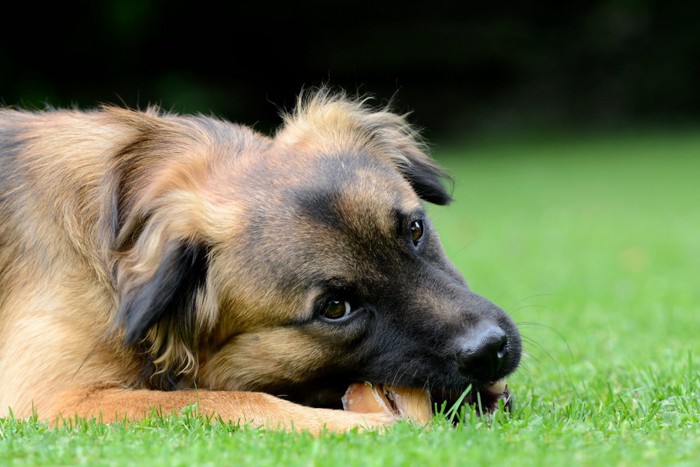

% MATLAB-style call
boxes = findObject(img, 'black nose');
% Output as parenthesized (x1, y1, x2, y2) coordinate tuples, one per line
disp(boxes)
(456, 325, 508, 382)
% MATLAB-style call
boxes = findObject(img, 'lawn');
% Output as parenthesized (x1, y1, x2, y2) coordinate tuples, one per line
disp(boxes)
(1, 129, 698, 466)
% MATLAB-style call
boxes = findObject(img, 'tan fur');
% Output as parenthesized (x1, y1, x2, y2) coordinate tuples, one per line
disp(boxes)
(0, 89, 448, 433)
(276, 89, 426, 171)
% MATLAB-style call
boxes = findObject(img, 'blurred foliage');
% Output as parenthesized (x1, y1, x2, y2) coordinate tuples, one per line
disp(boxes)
(1, 0, 699, 139)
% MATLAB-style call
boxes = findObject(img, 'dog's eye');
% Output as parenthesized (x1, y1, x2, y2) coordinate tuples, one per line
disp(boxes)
(410, 219, 424, 246)
(320, 299, 352, 320)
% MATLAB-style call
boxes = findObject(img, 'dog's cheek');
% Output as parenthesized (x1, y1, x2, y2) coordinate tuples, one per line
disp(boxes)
(423, 234, 469, 287)
(196, 328, 340, 391)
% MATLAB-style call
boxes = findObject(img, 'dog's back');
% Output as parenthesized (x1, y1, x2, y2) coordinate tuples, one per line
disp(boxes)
(0, 109, 128, 417)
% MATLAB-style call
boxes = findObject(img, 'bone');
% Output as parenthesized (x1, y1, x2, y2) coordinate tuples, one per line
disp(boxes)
(485, 379, 507, 395)
(342, 383, 432, 424)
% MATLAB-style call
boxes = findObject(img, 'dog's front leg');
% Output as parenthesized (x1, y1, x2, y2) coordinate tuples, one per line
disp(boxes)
(51, 388, 394, 434)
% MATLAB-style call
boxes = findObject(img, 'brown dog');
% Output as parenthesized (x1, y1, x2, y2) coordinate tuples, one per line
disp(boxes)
(0, 89, 521, 433)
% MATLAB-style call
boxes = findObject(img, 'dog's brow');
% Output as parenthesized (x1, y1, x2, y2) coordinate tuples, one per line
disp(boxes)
(393, 208, 426, 228)
(292, 186, 344, 230)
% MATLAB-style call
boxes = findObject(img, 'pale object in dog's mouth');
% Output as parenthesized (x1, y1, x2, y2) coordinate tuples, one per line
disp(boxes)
(342, 379, 510, 422)
(486, 378, 507, 395)
(341, 383, 433, 424)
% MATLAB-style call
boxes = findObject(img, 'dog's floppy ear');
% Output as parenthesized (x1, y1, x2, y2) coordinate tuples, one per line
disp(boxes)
(106, 106, 218, 382)
(275, 88, 453, 205)
(118, 241, 208, 347)
(113, 223, 211, 386)
(372, 121, 454, 206)
(399, 157, 453, 205)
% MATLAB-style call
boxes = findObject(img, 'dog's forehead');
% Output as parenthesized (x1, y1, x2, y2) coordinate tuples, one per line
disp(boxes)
(220, 152, 423, 292)
(291, 159, 420, 233)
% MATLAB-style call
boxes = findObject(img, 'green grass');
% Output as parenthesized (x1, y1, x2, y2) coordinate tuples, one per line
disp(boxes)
(2, 129, 699, 466)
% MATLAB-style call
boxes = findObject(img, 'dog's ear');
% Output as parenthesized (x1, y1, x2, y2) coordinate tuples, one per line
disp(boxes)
(117, 241, 208, 347)
(113, 227, 212, 387)
(106, 107, 219, 382)
(377, 126, 454, 206)
(399, 157, 453, 205)
(275, 88, 453, 205)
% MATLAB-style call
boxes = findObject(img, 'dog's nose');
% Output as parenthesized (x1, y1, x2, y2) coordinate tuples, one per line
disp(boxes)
(456, 325, 508, 382)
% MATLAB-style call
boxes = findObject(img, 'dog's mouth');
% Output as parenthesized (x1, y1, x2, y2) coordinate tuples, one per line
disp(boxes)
(432, 378, 513, 418)
(341, 379, 512, 423)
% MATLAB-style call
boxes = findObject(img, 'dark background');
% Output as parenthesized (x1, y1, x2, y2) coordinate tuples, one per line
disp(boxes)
(2, 0, 699, 141)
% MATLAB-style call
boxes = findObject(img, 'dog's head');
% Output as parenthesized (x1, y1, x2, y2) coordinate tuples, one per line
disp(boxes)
(110, 89, 521, 413)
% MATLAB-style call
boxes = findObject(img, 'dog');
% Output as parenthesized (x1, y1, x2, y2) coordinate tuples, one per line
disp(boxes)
(0, 88, 521, 434)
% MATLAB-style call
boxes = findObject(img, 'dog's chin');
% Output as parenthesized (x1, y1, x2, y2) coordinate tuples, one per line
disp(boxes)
(280, 383, 349, 410)
(278, 378, 512, 420)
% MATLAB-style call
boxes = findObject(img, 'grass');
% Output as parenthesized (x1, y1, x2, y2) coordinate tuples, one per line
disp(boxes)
(2, 129, 699, 466)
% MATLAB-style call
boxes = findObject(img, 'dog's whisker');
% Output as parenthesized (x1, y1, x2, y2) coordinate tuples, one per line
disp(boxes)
(517, 321, 574, 363)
